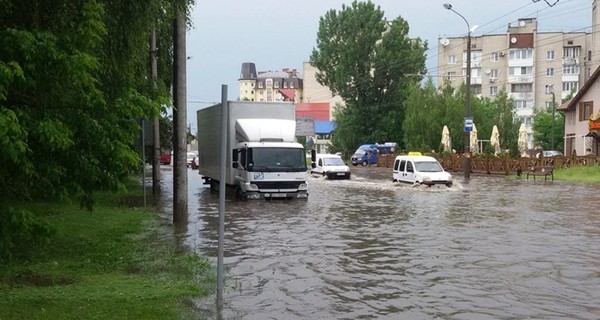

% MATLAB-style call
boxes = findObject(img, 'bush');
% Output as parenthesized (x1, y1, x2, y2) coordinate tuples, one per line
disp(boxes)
(0, 205, 54, 262)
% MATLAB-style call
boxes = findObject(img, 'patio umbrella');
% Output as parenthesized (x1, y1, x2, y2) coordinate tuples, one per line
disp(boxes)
(441, 125, 452, 152)
(518, 123, 528, 157)
(470, 123, 478, 153)
(490, 125, 500, 155)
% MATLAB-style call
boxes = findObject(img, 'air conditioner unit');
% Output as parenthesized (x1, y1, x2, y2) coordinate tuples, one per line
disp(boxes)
(489, 78, 497, 83)
(499, 52, 505, 57)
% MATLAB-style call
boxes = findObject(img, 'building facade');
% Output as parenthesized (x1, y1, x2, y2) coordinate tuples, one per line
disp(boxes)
(438, 16, 596, 150)
(557, 64, 600, 156)
(238, 62, 303, 103)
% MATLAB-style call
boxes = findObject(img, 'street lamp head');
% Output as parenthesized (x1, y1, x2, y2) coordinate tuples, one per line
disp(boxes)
(443, 3, 452, 10)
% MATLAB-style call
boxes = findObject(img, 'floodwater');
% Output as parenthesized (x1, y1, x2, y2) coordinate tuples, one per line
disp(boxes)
(156, 166, 600, 319)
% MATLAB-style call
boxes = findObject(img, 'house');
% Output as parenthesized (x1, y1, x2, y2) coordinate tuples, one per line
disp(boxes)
(557, 66, 600, 156)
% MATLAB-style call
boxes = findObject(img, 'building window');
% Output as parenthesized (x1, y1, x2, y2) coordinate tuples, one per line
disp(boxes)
(290, 82, 295, 89)
(490, 52, 499, 62)
(447, 71, 456, 81)
(447, 55, 456, 64)
(564, 47, 580, 59)
(274, 81, 279, 89)
(562, 81, 578, 92)
(490, 86, 498, 96)
(266, 78, 273, 88)
(513, 100, 529, 109)
(509, 48, 533, 60)
(546, 50, 555, 60)
(546, 68, 554, 76)
(563, 65, 580, 75)
(490, 69, 499, 79)
(580, 101, 593, 121)
(544, 85, 553, 94)
(511, 83, 532, 93)
(258, 82, 264, 89)
(283, 82, 288, 88)
(509, 66, 533, 76)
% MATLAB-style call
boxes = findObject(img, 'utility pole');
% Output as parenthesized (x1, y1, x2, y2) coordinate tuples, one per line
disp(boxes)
(444, 3, 473, 179)
(151, 28, 161, 195)
(173, 0, 188, 223)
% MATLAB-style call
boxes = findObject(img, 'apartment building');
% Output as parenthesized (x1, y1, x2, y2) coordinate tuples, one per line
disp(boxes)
(238, 62, 303, 103)
(438, 16, 596, 149)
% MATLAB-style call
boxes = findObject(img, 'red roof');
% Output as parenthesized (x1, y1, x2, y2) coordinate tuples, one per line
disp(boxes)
(278, 89, 296, 101)
(295, 102, 330, 121)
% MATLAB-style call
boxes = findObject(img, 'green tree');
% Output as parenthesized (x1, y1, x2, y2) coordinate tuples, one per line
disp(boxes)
(0, 0, 194, 259)
(310, 0, 427, 152)
(533, 106, 564, 151)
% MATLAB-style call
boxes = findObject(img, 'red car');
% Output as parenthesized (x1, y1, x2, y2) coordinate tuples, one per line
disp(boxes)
(160, 153, 171, 165)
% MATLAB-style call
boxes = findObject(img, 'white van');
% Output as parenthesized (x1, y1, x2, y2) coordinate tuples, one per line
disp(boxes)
(392, 155, 452, 187)
(311, 154, 351, 179)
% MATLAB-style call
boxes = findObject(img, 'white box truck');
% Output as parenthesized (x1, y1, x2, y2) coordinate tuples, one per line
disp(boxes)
(196, 101, 308, 199)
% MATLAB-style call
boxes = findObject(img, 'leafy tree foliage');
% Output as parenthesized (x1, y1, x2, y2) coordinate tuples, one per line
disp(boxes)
(0, 0, 196, 259)
(310, 1, 427, 151)
(0, 0, 192, 208)
(533, 103, 564, 151)
(403, 80, 522, 155)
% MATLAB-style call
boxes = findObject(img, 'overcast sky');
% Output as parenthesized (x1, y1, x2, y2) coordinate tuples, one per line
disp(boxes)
(185, 0, 591, 130)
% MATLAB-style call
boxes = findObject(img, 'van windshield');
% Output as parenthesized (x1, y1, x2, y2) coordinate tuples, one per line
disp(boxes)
(323, 157, 345, 166)
(415, 161, 443, 172)
(353, 149, 366, 156)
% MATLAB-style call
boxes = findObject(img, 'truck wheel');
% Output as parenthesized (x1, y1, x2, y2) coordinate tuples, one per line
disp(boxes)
(361, 160, 368, 167)
(235, 187, 247, 200)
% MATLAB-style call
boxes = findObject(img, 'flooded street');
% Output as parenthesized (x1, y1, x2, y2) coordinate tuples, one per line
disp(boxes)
(159, 166, 600, 319)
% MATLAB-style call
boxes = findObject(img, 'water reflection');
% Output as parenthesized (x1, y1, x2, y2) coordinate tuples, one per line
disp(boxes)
(160, 166, 600, 319)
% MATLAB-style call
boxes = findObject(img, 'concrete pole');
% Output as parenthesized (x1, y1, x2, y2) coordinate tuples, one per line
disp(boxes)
(173, 1, 187, 223)
(151, 28, 161, 195)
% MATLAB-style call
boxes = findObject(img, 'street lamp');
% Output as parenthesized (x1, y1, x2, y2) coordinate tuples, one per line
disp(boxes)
(548, 85, 556, 150)
(444, 3, 472, 179)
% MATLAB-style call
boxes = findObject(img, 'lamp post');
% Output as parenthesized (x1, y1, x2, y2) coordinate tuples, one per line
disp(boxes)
(549, 85, 556, 150)
(444, 3, 472, 179)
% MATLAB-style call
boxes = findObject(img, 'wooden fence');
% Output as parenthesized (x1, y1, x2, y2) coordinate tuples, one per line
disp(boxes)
(377, 154, 600, 175)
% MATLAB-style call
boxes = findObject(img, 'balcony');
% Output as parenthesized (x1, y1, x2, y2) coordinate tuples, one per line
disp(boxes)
(507, 74, 534, 83)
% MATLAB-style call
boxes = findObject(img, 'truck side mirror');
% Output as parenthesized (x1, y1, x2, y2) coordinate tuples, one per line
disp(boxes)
(311, 162, 316, 169)
(310, 149, 316, 162)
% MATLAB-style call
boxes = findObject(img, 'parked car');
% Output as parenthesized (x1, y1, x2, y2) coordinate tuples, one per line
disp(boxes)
(160, 153, 172, 165)
(392, 154, 453, 187)
(536, 150, 563, 158)
(311, 153, 351, 179)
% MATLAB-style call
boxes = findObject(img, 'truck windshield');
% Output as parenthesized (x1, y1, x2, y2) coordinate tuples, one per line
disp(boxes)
(415, 161, 443, 172)
(248, 147, 306, 172)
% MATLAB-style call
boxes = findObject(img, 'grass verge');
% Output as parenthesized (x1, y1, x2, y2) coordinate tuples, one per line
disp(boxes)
(0, 184, 215, 320)
(554, 165, 600, 184)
